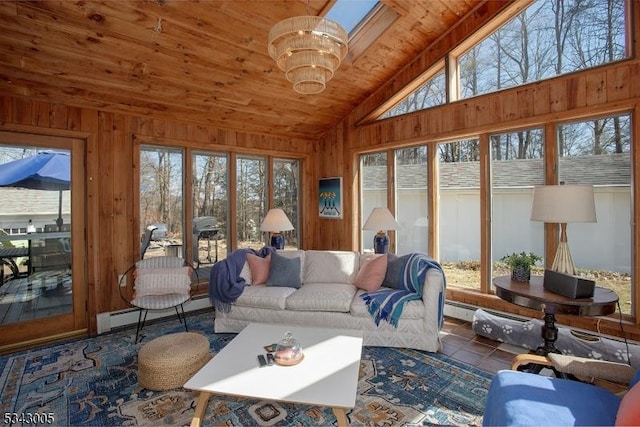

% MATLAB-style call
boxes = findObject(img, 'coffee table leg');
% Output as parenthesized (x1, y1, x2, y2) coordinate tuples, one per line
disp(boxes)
(332, 407, 348, 426)
(190, 392, 211, 427)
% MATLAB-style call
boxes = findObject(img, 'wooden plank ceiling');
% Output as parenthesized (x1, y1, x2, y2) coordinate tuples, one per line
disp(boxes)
(0, 0, 484, 140)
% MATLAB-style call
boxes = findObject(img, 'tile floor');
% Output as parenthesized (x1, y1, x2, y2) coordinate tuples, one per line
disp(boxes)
(440, 316, 526, 375)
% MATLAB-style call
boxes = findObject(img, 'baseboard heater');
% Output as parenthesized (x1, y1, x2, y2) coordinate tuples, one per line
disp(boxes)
(444, 301, 528, 323)
(96, 296, 212, 334)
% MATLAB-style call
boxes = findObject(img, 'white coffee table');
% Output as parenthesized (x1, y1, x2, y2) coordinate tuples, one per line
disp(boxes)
(184, 323, 363, 427)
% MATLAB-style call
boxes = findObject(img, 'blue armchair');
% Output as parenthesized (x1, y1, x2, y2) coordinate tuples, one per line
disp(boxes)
(483, 353, 639, 426)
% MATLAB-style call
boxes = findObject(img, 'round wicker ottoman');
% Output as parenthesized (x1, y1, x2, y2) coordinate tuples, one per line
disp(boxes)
(138, 332, 212, 391)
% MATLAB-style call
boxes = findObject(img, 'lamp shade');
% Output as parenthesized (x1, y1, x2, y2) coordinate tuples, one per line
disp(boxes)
(530, 185, 597, 223)
(260, 208, 294, 232)
(363, 208, 399, 231)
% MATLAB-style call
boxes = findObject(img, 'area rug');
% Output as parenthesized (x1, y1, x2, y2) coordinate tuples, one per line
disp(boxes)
(0, 311, 492, 426)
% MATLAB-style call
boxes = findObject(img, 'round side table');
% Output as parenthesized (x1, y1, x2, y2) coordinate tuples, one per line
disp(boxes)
(492, 275, 618, 356)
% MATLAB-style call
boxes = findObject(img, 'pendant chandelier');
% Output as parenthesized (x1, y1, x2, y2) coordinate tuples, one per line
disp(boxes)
(268, 15, 348, 95)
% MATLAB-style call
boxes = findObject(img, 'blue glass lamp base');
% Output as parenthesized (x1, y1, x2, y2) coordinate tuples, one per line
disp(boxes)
(373, 233, 389, 254)
(271, 233, 285, 250)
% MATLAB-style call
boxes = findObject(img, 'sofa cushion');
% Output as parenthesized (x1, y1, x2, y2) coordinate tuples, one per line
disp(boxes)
(239, 261, 252, 284)
(304, 250, 359, 284)
(383, 253, 412, 289)
(234, 285, 296, 310)
(246, 253, 271, 285)
(354, 254, 387, 291)
(274, 250, 305, 283)
(135, 267, 191, 297)
(351, 289, 423, 319)
(266, 251, 302, 288)
(286, 282, 357, 312)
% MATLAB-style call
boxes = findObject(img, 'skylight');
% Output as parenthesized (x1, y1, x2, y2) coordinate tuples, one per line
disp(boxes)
(325, 0, 379, 35)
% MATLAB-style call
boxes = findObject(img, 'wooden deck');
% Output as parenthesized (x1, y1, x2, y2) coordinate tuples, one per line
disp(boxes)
(0, 269, 72, 325)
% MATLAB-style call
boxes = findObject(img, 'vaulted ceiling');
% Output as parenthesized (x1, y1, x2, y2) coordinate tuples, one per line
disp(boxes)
(0, 1, 502, 140)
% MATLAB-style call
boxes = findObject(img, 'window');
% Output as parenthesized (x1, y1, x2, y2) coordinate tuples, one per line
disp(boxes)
(360, 152, 388, 252)
(395, 146, 428, 255)
(192, 152, 228, 265)
(273, 159, 300, 249)
(236, 156, 266, 250)
(458, 0, 627, 99)
(438, 138, 481, 290)
(490, 128, 545, 279)
(557, 113, 632, 314)
(139, 146, 184, 259)
(325, 0, 379, 35)
(381, 70, 446, 119)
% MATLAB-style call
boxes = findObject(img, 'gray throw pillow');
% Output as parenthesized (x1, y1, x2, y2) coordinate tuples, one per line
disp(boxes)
(266, 251, 302, 288)
(382, 253, 411, 289)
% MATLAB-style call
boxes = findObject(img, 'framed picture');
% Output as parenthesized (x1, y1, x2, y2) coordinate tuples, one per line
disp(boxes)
(318, 177, 343, 219)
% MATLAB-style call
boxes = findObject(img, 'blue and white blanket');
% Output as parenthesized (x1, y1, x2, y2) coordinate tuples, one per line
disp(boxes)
(208, 246, 275, 313)
(361, 253, 446, 328)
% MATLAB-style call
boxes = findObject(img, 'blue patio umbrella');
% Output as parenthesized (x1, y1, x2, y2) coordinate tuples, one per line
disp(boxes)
(0, 152, 70, 229)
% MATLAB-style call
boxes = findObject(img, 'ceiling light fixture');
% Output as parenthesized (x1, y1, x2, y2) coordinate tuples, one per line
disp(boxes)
(268, 15, 348, 95)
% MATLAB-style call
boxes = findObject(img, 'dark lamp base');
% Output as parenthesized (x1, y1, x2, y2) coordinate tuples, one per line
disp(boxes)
(271, 233, 285, 250)
(373, 232, 389, 254)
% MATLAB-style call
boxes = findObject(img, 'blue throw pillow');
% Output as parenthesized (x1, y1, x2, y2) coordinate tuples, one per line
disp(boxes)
(266, 251, 302, 288)
(382, 253, 411, 289)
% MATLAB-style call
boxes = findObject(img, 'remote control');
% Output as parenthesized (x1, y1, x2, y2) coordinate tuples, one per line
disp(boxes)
(257, 354, 267, 368)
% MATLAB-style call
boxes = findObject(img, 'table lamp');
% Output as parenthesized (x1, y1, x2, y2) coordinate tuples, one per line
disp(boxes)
(363, 207, 399, 254)
(530, 184, 596, 275)
(260, 208, 294, 249)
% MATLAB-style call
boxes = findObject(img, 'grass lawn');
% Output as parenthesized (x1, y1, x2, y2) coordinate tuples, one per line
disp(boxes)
(442, 261, 631, 316)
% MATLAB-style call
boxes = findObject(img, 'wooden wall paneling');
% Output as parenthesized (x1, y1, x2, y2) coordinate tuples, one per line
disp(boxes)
(50, 103, 69, 130)
(606, 63, 632, 102)
(315, 122, 348, 250)
(427, 142, 439, 259)
(585, 70, 607, 106)
(634, 104, 640, 328)
(566, 74, 587, 110)
(112, 113, 132, 312)
(517, 88, 535, 120)
(81, 107, 101, 333)
(228, 152, 238, 250)
(387, 148, 396, 253)
(97, 112, 117, 311)
(350, 145, 361, 252)
(298, 150, 314, 251)
(184, 148, 194, 262)
(69, 136, 88, 331)
(543, 122, 559, 270)
(531, 84, 551, 117)
(11, 97, 31, 125)
(479, 133, 491, 294)
(31, 101, 51, 128)
(548, 78, 568, 113)
(0, 96, 11, 123)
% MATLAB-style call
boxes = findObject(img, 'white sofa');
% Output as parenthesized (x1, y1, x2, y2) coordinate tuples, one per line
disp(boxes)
(213, 250, 446, 352)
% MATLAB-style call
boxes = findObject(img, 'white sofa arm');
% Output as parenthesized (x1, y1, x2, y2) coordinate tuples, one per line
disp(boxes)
(422, 267, 446, 332)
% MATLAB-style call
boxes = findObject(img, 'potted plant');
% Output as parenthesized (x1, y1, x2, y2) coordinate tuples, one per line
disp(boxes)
(500, 251, 542, 282)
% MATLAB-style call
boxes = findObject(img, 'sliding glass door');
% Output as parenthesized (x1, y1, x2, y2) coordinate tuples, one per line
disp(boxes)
(0, 132, 87, 348)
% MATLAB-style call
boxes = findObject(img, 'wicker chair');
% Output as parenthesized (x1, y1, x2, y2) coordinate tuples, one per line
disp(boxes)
(119, 255, 198, 343)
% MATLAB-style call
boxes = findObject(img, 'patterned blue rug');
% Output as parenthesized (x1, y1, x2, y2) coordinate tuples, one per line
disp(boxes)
(0, 311, 492, 426)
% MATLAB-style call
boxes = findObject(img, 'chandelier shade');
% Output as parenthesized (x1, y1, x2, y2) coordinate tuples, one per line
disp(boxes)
(268, 16, 348, 95)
